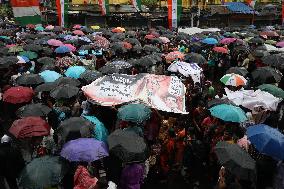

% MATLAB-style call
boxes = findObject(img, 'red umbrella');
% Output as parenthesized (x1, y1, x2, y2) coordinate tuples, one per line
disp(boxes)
(73, 30, 85, 36)
(260, 31, 279, 37)
(122, 42, 132, 49)
(145, 34, 156, 40)
(3, 86, 34, 104)
(73, 24, 81, 29)
(26, 24, 35, 29)
(9, 117, 50, 138)
(93, 35, 110, 49)
(213, 47, 228, 54)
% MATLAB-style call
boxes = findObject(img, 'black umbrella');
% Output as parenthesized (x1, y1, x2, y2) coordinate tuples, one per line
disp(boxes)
(79, 45, 93, 51)
(57, 117, 93, 145)
(99, 61, 132, 74)
(184, 53, 207, 64)
(34, 82, 57, 93)
(135, 56, 157, 67)
(151, 38, 163, 44)
(110, 33, 125, 42)
(132, 45, 142, 53)
(252, 67, 282, 84)
(41, 64, 56, 71)
(215, 141, 256, 181)
(107, 130, 148, 163)
(0, 47, 9, 56)
(16, 103, 51, 118)
(252, 50, 269, 58)
(33, 38, 48, 45)
(0, 56, 17, 68)
(262, 53, 284, 69)
(42, 47, 53, 56)
(37, 57, 55, 65)
(124, 38, 141, 46)
(79, 70, 102, 84)
(248, 37, 264, 44)
(110, 42, 127, 54)
(16, 74, 44, 86)
(50, 85, 79, 99)
(207, 98, 236, 108)
(125, 31, 137, 38)
(54, 77, 81, 87)
(23, 44, 43, 52)
(143, 45, 160, 54)
(226, 67, 249, 76)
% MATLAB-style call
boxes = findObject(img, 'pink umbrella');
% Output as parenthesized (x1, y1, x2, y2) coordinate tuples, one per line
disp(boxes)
(64, 44, 76, 52)
(220, 38, 237, 45)
(45, 25, 54, 30)
(276, 41, 284, 47)
(213, 47, 228, 54)
(73, 24, 81, 29)
(47, 39, 63, 47)
(6, 44, 16, 48)
(93, 35, 110, 49)
(73, 30, 85, 36)
(145, 34, 156, 40)
(159, 37, 170, 43)
(237, 135, 250, 151)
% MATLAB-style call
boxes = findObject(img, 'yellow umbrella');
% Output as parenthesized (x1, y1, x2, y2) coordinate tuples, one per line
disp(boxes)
(91, 25, 100, 30)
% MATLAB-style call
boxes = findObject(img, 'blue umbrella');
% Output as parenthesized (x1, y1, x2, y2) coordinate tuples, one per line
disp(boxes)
(65, 66, 86, 79)
(55, 46, 71, 54)
(202, 38, 218, 45)
(83, 115, 109, 142)
(39, 70, 62, 83)
(117, 103, 151, 123)
(209, 104, 247, 123)
(60, 138, 109, 162)
(247, 124, 284, 160)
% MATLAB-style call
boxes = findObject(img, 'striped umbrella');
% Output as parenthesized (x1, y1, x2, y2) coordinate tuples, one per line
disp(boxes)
(220, 74, 247, 87)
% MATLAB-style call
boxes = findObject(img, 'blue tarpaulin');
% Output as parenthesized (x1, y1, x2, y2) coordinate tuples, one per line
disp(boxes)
(224, 2, 257, 14)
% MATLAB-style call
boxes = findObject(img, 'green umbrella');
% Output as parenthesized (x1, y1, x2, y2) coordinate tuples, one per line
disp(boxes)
(35, 26, 44, 31)
(20, 51, 38, 60)
(0, 36, 10, 40)
(209, 104, 247, 123)
(19, 156, 69, 189)
(257, 84, 284, 99)
(8, 45, 24, 53)
(117, 103, 151, 123)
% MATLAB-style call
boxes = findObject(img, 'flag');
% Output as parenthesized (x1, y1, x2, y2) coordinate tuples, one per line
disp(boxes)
(131, 0, 142, 11)
(98, 0, 109, 16)
(168, 0, 182, 29)
(282, 0, 284, 25)
(10, 0, 41, 26)
(56, 0, 68, 27)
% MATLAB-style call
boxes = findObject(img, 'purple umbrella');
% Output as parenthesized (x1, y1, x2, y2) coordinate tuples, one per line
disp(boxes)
(276, 41, 284, 48)
(60, 138, 109, 162)
(220, 38, 237, 45)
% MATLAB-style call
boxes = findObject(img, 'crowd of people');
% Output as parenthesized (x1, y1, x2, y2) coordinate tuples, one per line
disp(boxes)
(0, 22, 284, 189)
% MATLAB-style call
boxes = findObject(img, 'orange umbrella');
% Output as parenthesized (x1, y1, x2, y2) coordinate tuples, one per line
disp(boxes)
(122, 42, 132, 49)
(112, 27, 125, 33)
(165, 51, 185, 62)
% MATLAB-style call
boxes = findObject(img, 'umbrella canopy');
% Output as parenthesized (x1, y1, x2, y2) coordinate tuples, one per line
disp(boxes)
(45, 25, 54, 30)
(209, 104, 247, 123)
(99, 61, 132, 74)
(159, 36, 170, 43)
(50, 84, 79, 99)
(257, 84, 284, 99)
(93, 35, 110, 49)
(262, 53, 284, 69)
(112, 27, 125, 33)
(47, 39, 63, 47)
(23, 44, 42, 52)
(143, 45, 160, 54)
(16, 103, 52, 118)
(64, 66, 86, 79)
(251, 67, 282, 84)
(226, 67, 249, 76)
(3, 86, 34, 104)
(165, 51, 185, 62)
(212, 46, 228, 54)
(207, 98, 236, 108)
(117, 104, 151, 123)
(16, 74, 44, 86)
(145, 34, 156, 40)
(73, 30, 85, 36)
(249, 37, 264, 44)
(79, 70, 102, 84)
(19, 51, 38, 59)
(8, 45, 24, 53)
(107, 130, 148, 163)
(40, 70, 62, 83)
(83, 115, 109, 142)
(19, 156, 68, 189)
(9, 116, 50, 138)
(260, 31, 279, 37)
(64, 44, 76, 52)
(91, 25, 100, 30)
(220, 74, 247, 87)
(55, 45, 71, 54)
(17, 56, 30, 64)
(37, 57, 55, 65)
(184, 53, 206, 64)
(60, 138, 109, 162)
(201, 38, 218, 45)
(215, 141, 256, 180)
(34, 82, 57, 93)
(220, 38, 237, 45)
(247, 124, 284, 160)
(57, 117, 94, 144)
(73, 24, 81, 29)
(276, 41, 284, 47)
(55, 77, 81, 87)
(55, 56, 75, 68)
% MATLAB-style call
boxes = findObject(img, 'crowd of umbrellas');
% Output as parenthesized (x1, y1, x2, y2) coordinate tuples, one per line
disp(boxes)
(0, 22, 284, 189)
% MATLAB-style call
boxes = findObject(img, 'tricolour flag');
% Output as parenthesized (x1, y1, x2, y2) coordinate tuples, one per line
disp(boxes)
(56, 0, 68, 27)
(168, 0, 182, 30)
(10, 0, 41, 26)
(131, 0, 142, 11)
(98, 0, 109, 16)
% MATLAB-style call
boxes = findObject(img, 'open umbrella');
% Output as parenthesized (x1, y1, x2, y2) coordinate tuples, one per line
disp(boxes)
(16, 103, 51, 118)
(16, 74, 44, 86)
(251, 67, 282, 84)
(55, 77, 81, 87)
(19, 156, 68, 189)
(9, 116, 50, 138)
(165, 51, 185, 62)
(215, 141, 256, 180)
(213, 47, 228, 54)
(8, 45, 23, 53)
(201, 38, 218, 45)
(247, 124, 284, 160)
(65, 66, 86, 79)
(50, 84, 79, 99)
(83, 115, 109, 142)
(91, 25, 100, 30)
(45, 25, 54, 30)
(143, 45, 160, 54)
(40, 70, 62, 83)
(19, 51, 38, 59)
(23, 44, 42, 52)
(159, 36, 170, 43)
(220, 38, 237, 45)
(207, 98, 236, 108)
(184, 53, 206, 64)
(257, 84, 284, 99)
(37, 57, 55, 65)
(34, 83, 57, 93)
(47, 39, 63, 47)
(64, 44, 76, 52)
(3, 86, 34, 104)
(276, 41, 284, 48)
(73, 30, 85, 36)
(99, 61, 132, 74)
(220, 74, 247, 87)
(262, 53, 284, 69)
(145, 34, 156, 40)
(73, 24, 81, 29)
(209, 104, 247, 123)
(57, 117, 93, 145)
(93, 35, 110, 49)
(107, 130, 148, 164)
(79, 70, 102, 84)
(17, 56, 30, 64)
(226, 67, 249, 76)
(249, 37, 264, 44)
(117, 104, 151, 124)
(55, 46, 71, 54)
(60, 138, 109, 162)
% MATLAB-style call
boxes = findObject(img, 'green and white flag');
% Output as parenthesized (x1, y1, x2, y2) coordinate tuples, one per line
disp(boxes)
(132, 0, 142, 11)
(10, 0, 41, 26)
(99, 0, 110, 16)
